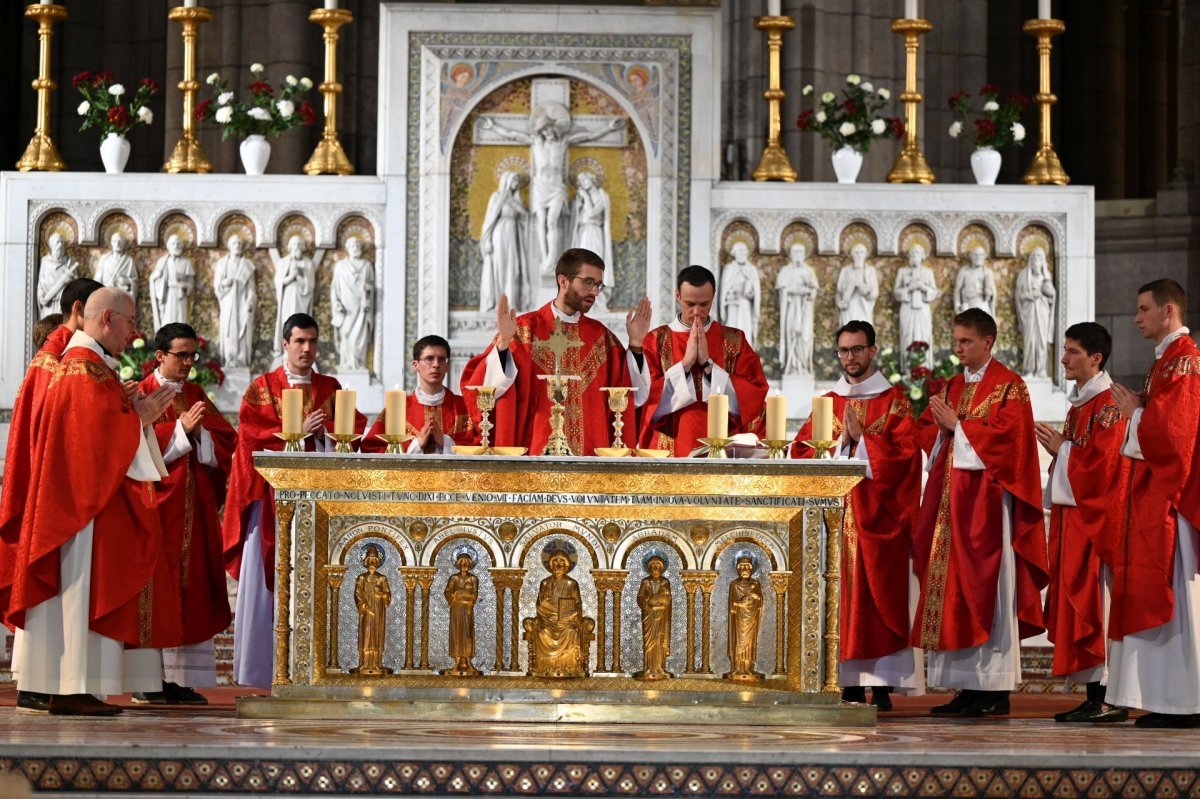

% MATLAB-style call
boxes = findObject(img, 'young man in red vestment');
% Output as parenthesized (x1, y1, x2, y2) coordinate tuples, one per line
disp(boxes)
(790, 321, 923, 709)
(1107, 279, 1200, 728)
(131, 323, 237, 705)
(0, 278, 102, 713)
(362, 335, 477, 454)
(461, 248, 652, 456)
(633, 265, 768, 456)
(7, 287, 177, 716)
(911, 308, 1048, 717)
(1034, 322, 1130, 723)
(222, 312, 366, 688)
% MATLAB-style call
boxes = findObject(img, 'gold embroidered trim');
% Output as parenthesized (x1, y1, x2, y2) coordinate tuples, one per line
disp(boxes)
(49, 358, 113, 389)
(722, 328, 742, 374)
(919, 446, 955, 650)
(1095, 403, 1122, 429)
(655, 327, 673, 374)
(514, 326, 533, 346)
(961, 380, 1029, 420)
(243, 382, 273, 406)
(138, 578, 154, 648)
(30, 351, 59, 373)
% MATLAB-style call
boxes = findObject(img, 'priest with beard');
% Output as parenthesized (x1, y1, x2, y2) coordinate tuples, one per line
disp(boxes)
(7, 287, 177, 716)
(633, 265, 768, 456)
(461, 248, 652, 456)
(221, 312, 366, 688)
(790, 321, 924, 709)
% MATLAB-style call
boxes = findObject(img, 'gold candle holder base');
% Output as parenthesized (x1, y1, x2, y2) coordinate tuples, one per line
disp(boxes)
(886, 17, 935, 185)
(17, 3, 68, 173)
(803, 439, 837, 460)
(329, 432, 362, 454)
(1022, 18, 1070, 185)
(760, 439, 792, 460)
(164, 5, 214, 174)
(699, 437, 733, 459)
(274, 431, 312, 453)
(375, 433, 415, 455)
(751, 15, 798, 182)
(304, 7, 355, 176)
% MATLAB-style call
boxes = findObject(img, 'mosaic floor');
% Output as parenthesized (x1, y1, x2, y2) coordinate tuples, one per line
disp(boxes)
(1, 690, 1198, 797)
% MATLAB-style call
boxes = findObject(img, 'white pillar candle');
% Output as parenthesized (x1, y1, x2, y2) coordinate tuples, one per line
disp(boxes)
(767, 0, 781, 16)
(384, 389, 406, 436)
(325, 0, 338, 8)
(184, 0, 197, 7)
(812, 396, 834, 442)
(1038, 0, 1051, 19)
(905, 0, 918, 19)
(334, 390, 356, 436)
(281, 388, 303, 436)
(707, 393, 729, 440)
(766, 394, 787, 441)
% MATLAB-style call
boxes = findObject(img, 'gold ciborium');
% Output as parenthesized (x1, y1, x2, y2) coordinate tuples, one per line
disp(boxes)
(760, 439, 792, 460)
(802, 439, 837, 460)
(273, 431, 311, 453)
(538, 374, 580, 457)
(601, 387, 632, 449)
(467, 385, 497, 452)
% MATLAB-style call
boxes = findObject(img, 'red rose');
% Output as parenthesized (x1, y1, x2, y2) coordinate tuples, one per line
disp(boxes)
(980, 83, 1001, 96)
(975, 117, 997, 142)
(141, 359, 158, 378)
(198, 335, 209, 349)
(948, 90, 968, 109)
(196, 98, 213, 121)
(93, 70, 115, 87)
(107, 105, 130, 130)
(140, 77, 160, 94)
(298, 100, 316, 126)
(72, 70, 92, 89)
(796, 108, 814, 130)
(889, 116, 905, 139)
(1005, 90, 1029, 109)
(911, 366, 933, 380)
(843, 99, 858, 115)
(927, 377, 946, 397)
(248, 80, 274, 96)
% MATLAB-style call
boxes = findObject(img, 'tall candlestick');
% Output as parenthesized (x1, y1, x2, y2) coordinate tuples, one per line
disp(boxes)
(766, 394, 787, 441)
(334, 390, 356, 435)
(1038, 0, 1051, 19)
(304, 6, 354, 175)
(707, 393, 729, 440)
(751, 13, 797, 182)
(16, 2, 68, 172)
(384, 389, 405, 436)
(1022, 16, 1070, 184)
(905, 0, 917, 19)
(886, 17, 935, 184)
(164, 3, 213, 173)
(812, 396, 834, 442)
(282, 389, 303, 435)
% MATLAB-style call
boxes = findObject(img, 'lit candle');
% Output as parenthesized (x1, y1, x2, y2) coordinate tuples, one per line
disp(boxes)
(766, 0, 781, 16)
(334, 389, 356, 436)
(812, 396, 834, 442)
(766, 394, 787, 441)
(707, 392, 729, 440)
(324, 0, 338, 8)
(281, 389, 303, 436)
(1038, 0, 1051, 18)
(904, 0, 917, 19)
(384, 389, 406, 436)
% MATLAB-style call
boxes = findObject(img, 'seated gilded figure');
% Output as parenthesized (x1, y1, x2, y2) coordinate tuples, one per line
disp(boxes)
(523, 542, 595, 678)
(724, 552, 765, 682)
(351, 543, 393, 675)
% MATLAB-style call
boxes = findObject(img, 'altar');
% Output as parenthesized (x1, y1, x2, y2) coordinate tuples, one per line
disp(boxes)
(238, 453, 871, 726)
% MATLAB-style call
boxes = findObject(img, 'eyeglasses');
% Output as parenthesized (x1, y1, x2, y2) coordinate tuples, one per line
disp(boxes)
(167, 351, 198, 362)
(417, 355, 449, 365)
(835, 346, 870, 359)
(573, 277, 607, 294)
(111, 309, 137, 327)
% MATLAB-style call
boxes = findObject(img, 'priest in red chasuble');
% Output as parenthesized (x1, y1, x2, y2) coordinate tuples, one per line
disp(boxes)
(461, 248, 652, 456)
(790, 321, 923, 709)
(633, 265, 768, 456)
(222, 312, 366, 689)
(1107, 279, 1200, 728)
(1034, 322, 1130, 723)
(362, 335, 476, 454)
(7, 288, 177, 716)
(133, 323, 236, 705)
(911, 308, 1048, 717)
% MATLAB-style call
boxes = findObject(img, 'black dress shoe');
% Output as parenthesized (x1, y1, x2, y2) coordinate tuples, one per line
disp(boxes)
(1055, 700, 1129, 723)
(1134, 712, 1200, 729)
(871, 687, 894, 711)
(1054, 699, 1097, 722)
(131, 691, 169, 705)
(163, 682, 208, 705)
(959, 691, 1010, 717)
(48, 694, 122, 716)
(841, 686, 867, 703)
(930, 690, 977, 715)
(16, 691, 50, 713)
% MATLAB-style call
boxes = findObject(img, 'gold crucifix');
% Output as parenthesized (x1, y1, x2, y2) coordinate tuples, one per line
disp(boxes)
(544, 317, 581, 378)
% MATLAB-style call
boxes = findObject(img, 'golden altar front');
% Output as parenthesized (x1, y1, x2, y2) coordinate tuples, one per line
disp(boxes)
(238, 453, 871, 726)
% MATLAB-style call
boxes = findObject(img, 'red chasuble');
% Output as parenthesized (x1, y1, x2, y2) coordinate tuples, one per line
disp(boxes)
(0, 324, 72, 622)
(221, 368, 366, 588)
(636, 321, 769, 456)
(790, 385, 921, 660)
(140, 374, 237, 646)
(1107, 334, 1200, 640)
(6, 345, 173, 647)
(910, 360, 1049, 651)
(460, 303, 634, 456)
(360, 391, 477, 453)
(1044, 386, 1129, 676)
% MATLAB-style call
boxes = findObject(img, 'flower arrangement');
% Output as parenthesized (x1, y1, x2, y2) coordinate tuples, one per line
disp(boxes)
(876, 341, 960, 416)
(119, 332, 225, 399)
(74, 71, 158, 139)
(196, 64, 316, 140)
(796, 74, 903, 153)
(947, 85, 1028, 149)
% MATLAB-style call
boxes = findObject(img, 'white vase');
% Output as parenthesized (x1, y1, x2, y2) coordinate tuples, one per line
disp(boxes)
(239, 134, 271, 176)
(971, 146, 1002, 185)
(99, 133, 130, 174)
(831, 146, 864, 184)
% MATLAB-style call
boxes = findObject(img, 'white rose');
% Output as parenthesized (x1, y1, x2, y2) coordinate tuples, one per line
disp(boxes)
(871, 119, 886, 135)
(909, 387, 924, 401)
(878, 87, 890, 100)
(218, 91, 234, 105)
(888, 373, 902, 385)
(77, 100, 90, 116)
(948, 354, 961, 366)
(137, 106, 153, 125)
(248, 106, 272, 121)
(802, 84, 813, 96)
(276, 99, 295, 119)
(108, 83, 125, 97)
(286, 74, 298, 86)
(132, 338, 145, 349)
(207, 390, 217, 402)
(861, 82, 874, 93)
(189, 367, 199, 381)
(300, 77, 313, 90)
(119, 365, 134, 380)
(880, 348, 894, 358)
(206, 72, 220, 86)
(983, 100, 999, 112)
(250, 63, 264, 74)
(838, 121, 856, 136)
(215, 105, 233, 124)
(1012, 122, 1026, 142)
(847, 74, 861, 85)
(815, 110, 827, 124)
(949, 120, 962, 138)
(821, 92, 835, 104)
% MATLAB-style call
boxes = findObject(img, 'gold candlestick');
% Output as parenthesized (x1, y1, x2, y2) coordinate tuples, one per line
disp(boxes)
(760, 438, 791, 460)
(304, 7, 355, 176)
(16, 3, 68, 172)
(1022, 18, 1070, 185)
(164, 4, 214, 174)
(374, 433, 415, 455)
(698, 436, 732, 459)
(886, 18, 935, 184)
(273, 431, 312, 453)
(601, 387, 632, 448)
(751, 15, 797, 182)
(467, 385, 497, 451)
(802, 439, 837, 460)
(328, 432, 362, 454)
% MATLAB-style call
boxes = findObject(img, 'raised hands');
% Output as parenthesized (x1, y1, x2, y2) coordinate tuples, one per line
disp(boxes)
(496, 294, 518, 351)
(625, 297, 652, 349)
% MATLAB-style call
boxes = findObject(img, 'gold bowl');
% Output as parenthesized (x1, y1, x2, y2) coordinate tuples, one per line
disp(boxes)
(635, 448, 671, 458)
(593, 447, 632, 458)
(452, 445, 488, 456)
(490, 446, 528, 457)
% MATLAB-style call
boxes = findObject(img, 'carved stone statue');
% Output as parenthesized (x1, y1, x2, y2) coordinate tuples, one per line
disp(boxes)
(96, 232, 138, 306)
(479, 170, 530, 313)
(442, 549, 482, 677)
(954, 246, 998, 316)
(271, 235, 321, 343)
(724, 554, 764, 682)
(213, 234, 257, 369)
(148, 234, 195, 330)
(570, 171, 613, 310)
(893, 244, 941, 368)
(633, 554, 672, 681)
(775, 243, 819, 377)
(36, 232, 79, 318)
(481, 102, 625, 274)
(330, 237, 375, 371)
(351, 543, 393, 675)
(1014, 246, 1057, 379)
(719, 242, 762, 346)
(835, 244, 879, 327)
(523, 545, 595, 678)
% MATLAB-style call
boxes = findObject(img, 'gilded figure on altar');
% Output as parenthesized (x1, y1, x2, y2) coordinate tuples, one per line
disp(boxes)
(724, 553, 764, 682)
(524, 544, 594, 678)
(442, 549, 482, 677)
(633, 554, 673, 681)
(351, 544, 393, 675)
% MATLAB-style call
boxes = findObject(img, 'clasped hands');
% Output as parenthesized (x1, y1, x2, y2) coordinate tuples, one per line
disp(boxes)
(679, 317, 710, 373)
